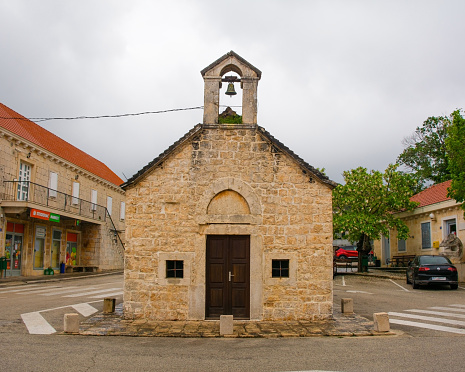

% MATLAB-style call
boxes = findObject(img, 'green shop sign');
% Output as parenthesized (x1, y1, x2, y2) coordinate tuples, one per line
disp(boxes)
(49, 213, 60, 223)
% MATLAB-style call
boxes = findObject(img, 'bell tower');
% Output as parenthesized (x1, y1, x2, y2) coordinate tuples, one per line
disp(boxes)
(200, 51, 262, 125)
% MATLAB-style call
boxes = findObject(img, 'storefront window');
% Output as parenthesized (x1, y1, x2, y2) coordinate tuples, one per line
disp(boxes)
(5, 223, 24, 274)
(34, 226, 46, 269)
(66, 232, 79, 266)
(51, 229, 62, 269)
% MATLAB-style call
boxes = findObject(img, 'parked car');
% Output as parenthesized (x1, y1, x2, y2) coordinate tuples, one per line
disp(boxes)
(406, 255, 458, 290)
(335, 246, 358, 259)
(334, 246, 373, 260)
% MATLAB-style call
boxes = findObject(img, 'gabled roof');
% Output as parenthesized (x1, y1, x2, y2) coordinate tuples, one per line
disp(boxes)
(0, 102, 123, 186)
(122, 124, 336, 189)
(200, 50, 262, 78)
(410, 180, 452, 208)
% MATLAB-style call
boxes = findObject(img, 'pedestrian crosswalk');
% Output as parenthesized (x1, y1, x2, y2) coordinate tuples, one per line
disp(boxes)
(389, 304, 465, 335)
(0, 282, 123, 299)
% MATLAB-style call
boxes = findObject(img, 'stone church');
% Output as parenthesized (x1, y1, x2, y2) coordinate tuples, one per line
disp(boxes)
(122, 51, 336, 321)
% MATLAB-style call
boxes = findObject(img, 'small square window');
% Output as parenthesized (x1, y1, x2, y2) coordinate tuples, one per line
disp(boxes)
(166, 260, 184, 278)
(272, 259, 289, 278)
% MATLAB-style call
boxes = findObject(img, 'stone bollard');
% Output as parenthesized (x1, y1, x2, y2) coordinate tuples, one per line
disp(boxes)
(64, 313, 79, 333)
(341, 298, 353, 314)
(373, 312, 390, 332)
(103, 298, 116, 314)
(220, 315, 234, 335)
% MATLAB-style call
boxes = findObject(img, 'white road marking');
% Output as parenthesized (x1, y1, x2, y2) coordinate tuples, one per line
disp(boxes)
(0, 285, 52, 293)
(20, 300, 104, 334)
(429, 306, 465, 313)
(389, 319, 465, 334)
(90, 291, 123, 299)
(71, 303, 98, 317)
(16, 286, 77, 295)
(406, 309, 465, 319)
(389, 279, 410, 292)
(63, 288, 121, 298)
(21, 312, 57, 334)
(388, 312, 465, 326)
(450, 304, 465, 308)
(346, 290, 373, 294)
(341, 276, 346, 286)
(40, 287, 91, 296)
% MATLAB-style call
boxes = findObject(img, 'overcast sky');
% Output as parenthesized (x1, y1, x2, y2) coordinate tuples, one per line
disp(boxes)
(1, 0, 464, 184)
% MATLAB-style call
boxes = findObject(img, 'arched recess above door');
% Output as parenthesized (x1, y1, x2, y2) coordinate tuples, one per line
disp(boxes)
(196, 177, 262, 225)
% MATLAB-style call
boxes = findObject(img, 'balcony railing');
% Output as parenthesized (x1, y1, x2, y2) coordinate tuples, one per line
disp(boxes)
(3, 180, 107, 222)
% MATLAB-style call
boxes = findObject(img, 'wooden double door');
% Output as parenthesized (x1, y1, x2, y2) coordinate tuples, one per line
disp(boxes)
(206, 235, 250, 319)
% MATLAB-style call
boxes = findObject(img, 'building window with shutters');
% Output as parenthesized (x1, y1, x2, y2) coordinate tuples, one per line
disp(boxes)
(398, 239, 406, 252)
(120, 201, 125, 221)
(49, 171, 58, 198)
(107, 196, 113, 217)
(91, 189, 97, 211)
(72, 182, 80, 205)
(421, 222, 431, 250)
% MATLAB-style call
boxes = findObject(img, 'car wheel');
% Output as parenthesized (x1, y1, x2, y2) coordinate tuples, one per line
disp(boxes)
(412, 279, 419, 289)
(451, 284, 458, 290)
(339, 255, 348, 260)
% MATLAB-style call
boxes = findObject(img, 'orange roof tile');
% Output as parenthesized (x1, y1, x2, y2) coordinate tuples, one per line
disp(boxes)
(410, 180, 452, 208)
(0, 102, 123, 186)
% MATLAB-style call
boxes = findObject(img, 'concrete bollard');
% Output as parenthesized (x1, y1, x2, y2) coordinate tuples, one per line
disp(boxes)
(64, 313, 79, 333)
(103, 298, 116, 314)
(341, 298, 353, 314)
(373, 312, 390, 332)
(220, 315, 234, 335)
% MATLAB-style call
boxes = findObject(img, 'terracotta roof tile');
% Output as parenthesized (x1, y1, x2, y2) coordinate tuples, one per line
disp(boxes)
(410, 180, 452, 208)
(0, 102, 123, 186)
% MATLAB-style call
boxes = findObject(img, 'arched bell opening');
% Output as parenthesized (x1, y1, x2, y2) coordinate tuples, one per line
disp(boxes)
(219, 71, 243, 121)
(201, 51, 261, 125)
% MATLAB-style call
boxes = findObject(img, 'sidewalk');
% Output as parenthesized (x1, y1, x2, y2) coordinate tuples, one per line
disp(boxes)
(0, 269, 123, 286)
(78, 303, 397, 338)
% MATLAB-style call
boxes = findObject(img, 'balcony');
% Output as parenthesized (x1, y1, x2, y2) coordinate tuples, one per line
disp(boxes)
(2, 180, 107, 223)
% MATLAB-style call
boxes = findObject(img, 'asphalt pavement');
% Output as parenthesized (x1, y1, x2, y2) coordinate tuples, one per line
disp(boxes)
(1, 267, 405, 338)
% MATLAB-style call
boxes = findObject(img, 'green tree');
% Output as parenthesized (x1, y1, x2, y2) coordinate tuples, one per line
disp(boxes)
(446, 109, 465, 215)
(397, 114, 451, 188)
(333, 164, 419, 272)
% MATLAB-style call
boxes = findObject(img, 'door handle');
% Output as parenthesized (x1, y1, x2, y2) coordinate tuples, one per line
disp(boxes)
(229, 271, 234, 282)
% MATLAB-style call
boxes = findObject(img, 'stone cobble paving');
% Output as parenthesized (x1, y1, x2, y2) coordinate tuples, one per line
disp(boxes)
(79, 304, 396, 338)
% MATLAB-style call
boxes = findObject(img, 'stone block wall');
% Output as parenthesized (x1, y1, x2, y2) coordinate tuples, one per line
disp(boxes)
(124, 125, 333, 321)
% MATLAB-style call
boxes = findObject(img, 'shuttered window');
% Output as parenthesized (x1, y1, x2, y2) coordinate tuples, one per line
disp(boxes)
(421, 222, 431, 249)
(49, 172, 58, 198)
(72, 182, 80, 205)
(107, 196, 113, 216)
(398, 239, 406, 252)
(91, 189, 97, 211)
(120, 201, 125, 220)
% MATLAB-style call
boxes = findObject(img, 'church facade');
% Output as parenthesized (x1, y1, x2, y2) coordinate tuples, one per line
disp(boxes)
(122, 51, 335, 321)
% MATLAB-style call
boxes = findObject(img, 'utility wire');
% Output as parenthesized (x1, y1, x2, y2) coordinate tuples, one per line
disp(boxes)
(1, 104, 242, 122)
(1, 106, 205, 122)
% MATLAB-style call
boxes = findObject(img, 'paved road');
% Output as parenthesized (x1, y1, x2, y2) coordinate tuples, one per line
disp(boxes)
(334, 274, 465, 337)
(0, 272, 123, 334)
(2, 274, 465, 371)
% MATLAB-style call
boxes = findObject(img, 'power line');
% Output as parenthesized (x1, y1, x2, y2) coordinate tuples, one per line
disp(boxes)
(1, 106, 205, 122)
(1, 104, 243, 122)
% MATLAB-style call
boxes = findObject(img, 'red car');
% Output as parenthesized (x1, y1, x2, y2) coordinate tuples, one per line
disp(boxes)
(335, 246, 374, 259)
(335, 246, 358, 259)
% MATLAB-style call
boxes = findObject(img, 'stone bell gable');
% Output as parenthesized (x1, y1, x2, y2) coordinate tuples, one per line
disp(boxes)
(122, 52, 335, 322)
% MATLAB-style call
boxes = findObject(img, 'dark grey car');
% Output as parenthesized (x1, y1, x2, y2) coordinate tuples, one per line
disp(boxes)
(406, 255, 458, 290)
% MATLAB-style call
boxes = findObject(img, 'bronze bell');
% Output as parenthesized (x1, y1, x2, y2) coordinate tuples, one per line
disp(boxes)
(225, 82, 237, 96)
